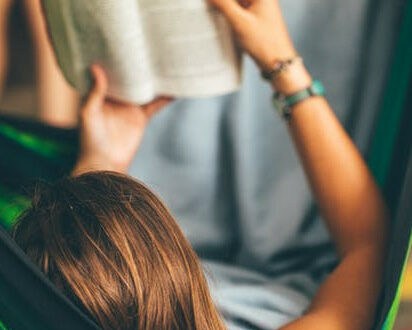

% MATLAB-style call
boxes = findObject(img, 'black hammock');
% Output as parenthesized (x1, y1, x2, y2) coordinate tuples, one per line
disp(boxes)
(0, 77, 411, 329)
(0, 106, 409, 330)
(0, 80, 412, 330)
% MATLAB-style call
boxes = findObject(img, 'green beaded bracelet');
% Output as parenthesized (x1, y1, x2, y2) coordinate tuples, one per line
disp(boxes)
(273, 80, 326, 119)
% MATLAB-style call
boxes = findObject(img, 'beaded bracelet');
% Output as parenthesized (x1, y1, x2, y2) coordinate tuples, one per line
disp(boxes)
(273, 80, 326, 120)
(261, 56, 303, 81)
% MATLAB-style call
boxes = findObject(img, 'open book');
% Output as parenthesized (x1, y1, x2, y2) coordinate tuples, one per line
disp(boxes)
(41, 0, 242, 104)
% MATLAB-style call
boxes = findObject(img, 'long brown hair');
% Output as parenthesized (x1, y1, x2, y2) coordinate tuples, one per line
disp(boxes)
(12, 172, 225, 330)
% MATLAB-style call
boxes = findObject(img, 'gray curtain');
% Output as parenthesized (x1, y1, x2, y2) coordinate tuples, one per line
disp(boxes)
(129, 0, 405, 328)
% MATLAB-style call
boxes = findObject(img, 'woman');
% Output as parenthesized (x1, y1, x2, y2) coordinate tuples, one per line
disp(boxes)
(12, 0, 387, 329)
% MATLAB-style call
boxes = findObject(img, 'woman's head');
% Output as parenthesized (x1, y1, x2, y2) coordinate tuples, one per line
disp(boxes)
(12, 172, 224, 330)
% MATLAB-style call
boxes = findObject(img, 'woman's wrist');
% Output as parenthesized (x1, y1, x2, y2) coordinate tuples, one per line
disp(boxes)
(270, 61, 313, 95)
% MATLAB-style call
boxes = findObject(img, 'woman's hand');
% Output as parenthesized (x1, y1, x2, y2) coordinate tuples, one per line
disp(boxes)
(208, 0, 296, 70)
(72, 65, 172, 175)
(208, 0, 312, 94)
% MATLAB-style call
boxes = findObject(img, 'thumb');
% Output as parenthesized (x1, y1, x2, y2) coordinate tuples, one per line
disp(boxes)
(84, 65, 108, 111)
(141, 97, 173, 119)
(208, 0, 249, 26)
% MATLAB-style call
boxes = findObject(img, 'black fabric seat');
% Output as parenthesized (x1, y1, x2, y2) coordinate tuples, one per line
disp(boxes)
(0, 225, 100, 330)
(0, 116, 99, 329)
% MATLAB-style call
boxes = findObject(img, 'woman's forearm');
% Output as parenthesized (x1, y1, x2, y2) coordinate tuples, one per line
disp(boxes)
(286, 91, 387, 256)
(23, 0, 79, 127)
(0, 0, 13, 95)
(277, 70, 387, 329)
(280, 242, 384, 330)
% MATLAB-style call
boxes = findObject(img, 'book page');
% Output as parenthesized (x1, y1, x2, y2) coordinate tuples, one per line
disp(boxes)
(42, 0, 155, 103)
(142, 0, 241, 99)
(42, 0, 241, 104)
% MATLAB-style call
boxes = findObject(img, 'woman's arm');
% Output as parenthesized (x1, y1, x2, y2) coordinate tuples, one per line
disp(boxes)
(209, 0, 388, 329)
(0, 0, 13, 96)
(23, 0, 79, 127)
(279, 76, 387, 330)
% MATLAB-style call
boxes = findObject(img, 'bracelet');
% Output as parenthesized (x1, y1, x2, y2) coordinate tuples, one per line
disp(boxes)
(261, 56, 303, 81)
(273, 80, 326, 120)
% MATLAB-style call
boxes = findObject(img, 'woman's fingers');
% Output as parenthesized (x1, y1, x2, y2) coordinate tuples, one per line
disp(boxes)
(141, 97, 173, 118)
(83, 65, 108, 114)
(83, 65, 171, 121)
(90, 65, 108, 96)
(208, 0, 249, 26)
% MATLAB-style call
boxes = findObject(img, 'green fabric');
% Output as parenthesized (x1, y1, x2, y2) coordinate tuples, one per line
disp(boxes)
(0, 185, 30, 231)
(0, 123, 76, 330)
(368, 0, 412, 187)
(383, 236, 412, 330)
(366, 0, 412, 328)
(0, 122, 74, 159)
(0, 120, 76, 231)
